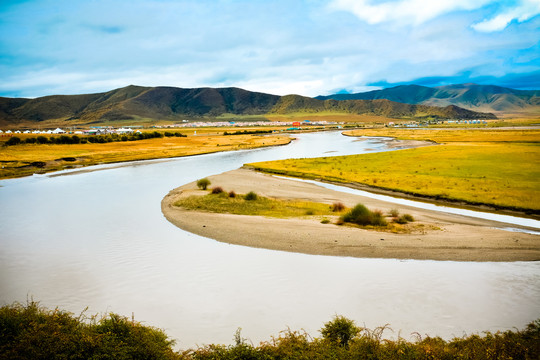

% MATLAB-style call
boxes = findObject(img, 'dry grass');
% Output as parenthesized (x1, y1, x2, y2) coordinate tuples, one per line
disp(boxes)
(0, 133, 291, 179)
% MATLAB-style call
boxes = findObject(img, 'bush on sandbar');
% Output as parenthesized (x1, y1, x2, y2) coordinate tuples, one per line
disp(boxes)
(244, 191, 258, 201)
(340, 204, 387, 226)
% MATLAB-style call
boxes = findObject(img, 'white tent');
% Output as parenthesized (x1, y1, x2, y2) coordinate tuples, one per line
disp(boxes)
(52, 128, 66, 134)
(117, 128, 134, 134)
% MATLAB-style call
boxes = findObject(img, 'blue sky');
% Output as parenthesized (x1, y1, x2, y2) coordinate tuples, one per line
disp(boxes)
(0, 0, 539, 98)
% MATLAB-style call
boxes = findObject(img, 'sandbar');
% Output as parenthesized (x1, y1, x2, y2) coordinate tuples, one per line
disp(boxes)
(161, 168, 540, 261)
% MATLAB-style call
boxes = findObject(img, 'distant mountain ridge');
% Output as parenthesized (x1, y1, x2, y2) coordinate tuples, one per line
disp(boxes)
(316, 84, 540, 114)
(0, 84, 497, 126)
(270, 94, 495, 119)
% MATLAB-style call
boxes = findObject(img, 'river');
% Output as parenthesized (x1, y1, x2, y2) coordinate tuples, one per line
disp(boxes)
(0, 131, 538, 349)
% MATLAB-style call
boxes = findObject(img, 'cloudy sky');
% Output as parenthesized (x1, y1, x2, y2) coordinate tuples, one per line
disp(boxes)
(1, 0, 539, 98)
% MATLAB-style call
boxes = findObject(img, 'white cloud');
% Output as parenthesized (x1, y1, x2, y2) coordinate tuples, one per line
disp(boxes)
(329, 0, 490, 26)
(472, 0, 540, 32)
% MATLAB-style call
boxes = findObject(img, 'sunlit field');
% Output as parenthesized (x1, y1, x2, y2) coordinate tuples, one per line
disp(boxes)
(249, 128, 540, 212)
(0, 131, 291, 179)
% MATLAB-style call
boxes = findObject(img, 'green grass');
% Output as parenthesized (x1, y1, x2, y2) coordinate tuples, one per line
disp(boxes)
(249, 129, 540, 212)
(175, 192, 341, 218)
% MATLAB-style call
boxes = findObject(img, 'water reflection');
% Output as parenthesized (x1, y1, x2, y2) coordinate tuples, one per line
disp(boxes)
(0, 132, 538, 348)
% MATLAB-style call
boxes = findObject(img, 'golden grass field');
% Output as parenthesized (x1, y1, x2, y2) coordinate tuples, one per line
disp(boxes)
(248, 128, 540, 212)
(0, 131, 291, 179)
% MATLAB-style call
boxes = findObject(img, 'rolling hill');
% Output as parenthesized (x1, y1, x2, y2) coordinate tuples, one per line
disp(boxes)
(0, 85, 496, 127)
(316, 84, 540, 115)
(270, 94, 495, 119)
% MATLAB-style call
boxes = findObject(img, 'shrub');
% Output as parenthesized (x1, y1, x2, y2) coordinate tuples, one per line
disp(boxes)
(341, 204, 370, 223)
(0, 301, 179, 360)
(341, 204, 388, 226)
(402, 214, 414, 222)
(5, 136, 21, 146)
(394, 214, 415, 224)
(332, 202, 346, 212)
(244, 191, 258, 201)
(370, 209, 388, 226)
(228, 191, 236, 198)
(320, 315, 361, 347)
(321, 218, 330, 224)
(197, 178, 211, 190)
(389, 209, 400, 218)
(211, 186, 224, 194)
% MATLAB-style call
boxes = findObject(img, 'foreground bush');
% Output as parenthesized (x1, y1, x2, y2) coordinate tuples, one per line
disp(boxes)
(0, 301, 179, 360)
(1, 302, 538, 359)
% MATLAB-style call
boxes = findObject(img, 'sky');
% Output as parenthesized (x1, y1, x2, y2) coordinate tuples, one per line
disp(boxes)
(0, 0, 539, 98)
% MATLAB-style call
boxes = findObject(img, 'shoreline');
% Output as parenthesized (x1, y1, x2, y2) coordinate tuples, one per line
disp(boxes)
(0, 135, 293, 180)
(162, 168, 540, 262)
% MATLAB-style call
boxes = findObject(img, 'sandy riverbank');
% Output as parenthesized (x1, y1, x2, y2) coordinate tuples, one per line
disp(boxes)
(162, 168, 540, 261)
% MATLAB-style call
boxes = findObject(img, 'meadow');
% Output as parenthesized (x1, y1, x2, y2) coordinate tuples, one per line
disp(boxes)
(0, 129, 291, 179)
(248, 128, 540, 213)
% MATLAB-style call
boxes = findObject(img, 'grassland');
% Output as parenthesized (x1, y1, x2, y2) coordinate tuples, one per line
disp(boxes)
(248, 128, 540, 213)
(0, 131, 291, 179)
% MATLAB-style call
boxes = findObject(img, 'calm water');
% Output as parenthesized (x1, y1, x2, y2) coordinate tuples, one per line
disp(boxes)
(0, 132, 539, 349)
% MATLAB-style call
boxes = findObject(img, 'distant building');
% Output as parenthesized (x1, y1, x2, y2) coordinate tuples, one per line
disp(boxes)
(117, 128, 134, 134)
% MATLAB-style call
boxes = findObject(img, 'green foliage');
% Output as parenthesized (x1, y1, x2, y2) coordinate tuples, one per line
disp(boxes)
(244, 191, 258, 201)
(197, 178, 211, 190)
(5, 131, 186, 147)
(0, 301, 179, 360)
(341, 204, 388, 226)
(1, 301, 539, 360)
(320, 315, 361, 347)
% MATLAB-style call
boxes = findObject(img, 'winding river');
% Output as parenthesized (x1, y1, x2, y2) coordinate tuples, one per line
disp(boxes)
(0, 131, 539, 349)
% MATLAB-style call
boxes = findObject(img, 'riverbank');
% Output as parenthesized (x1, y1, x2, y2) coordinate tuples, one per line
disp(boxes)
(0, 133, 291, 179)
(162, 168, 540, 262)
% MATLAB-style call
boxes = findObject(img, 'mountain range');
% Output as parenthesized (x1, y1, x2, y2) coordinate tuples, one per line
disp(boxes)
(1, 84, 525, 127)
(316, 84, 540, 114)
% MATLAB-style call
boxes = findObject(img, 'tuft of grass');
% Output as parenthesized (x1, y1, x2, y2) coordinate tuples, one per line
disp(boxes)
(332, 202, 346, 212)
